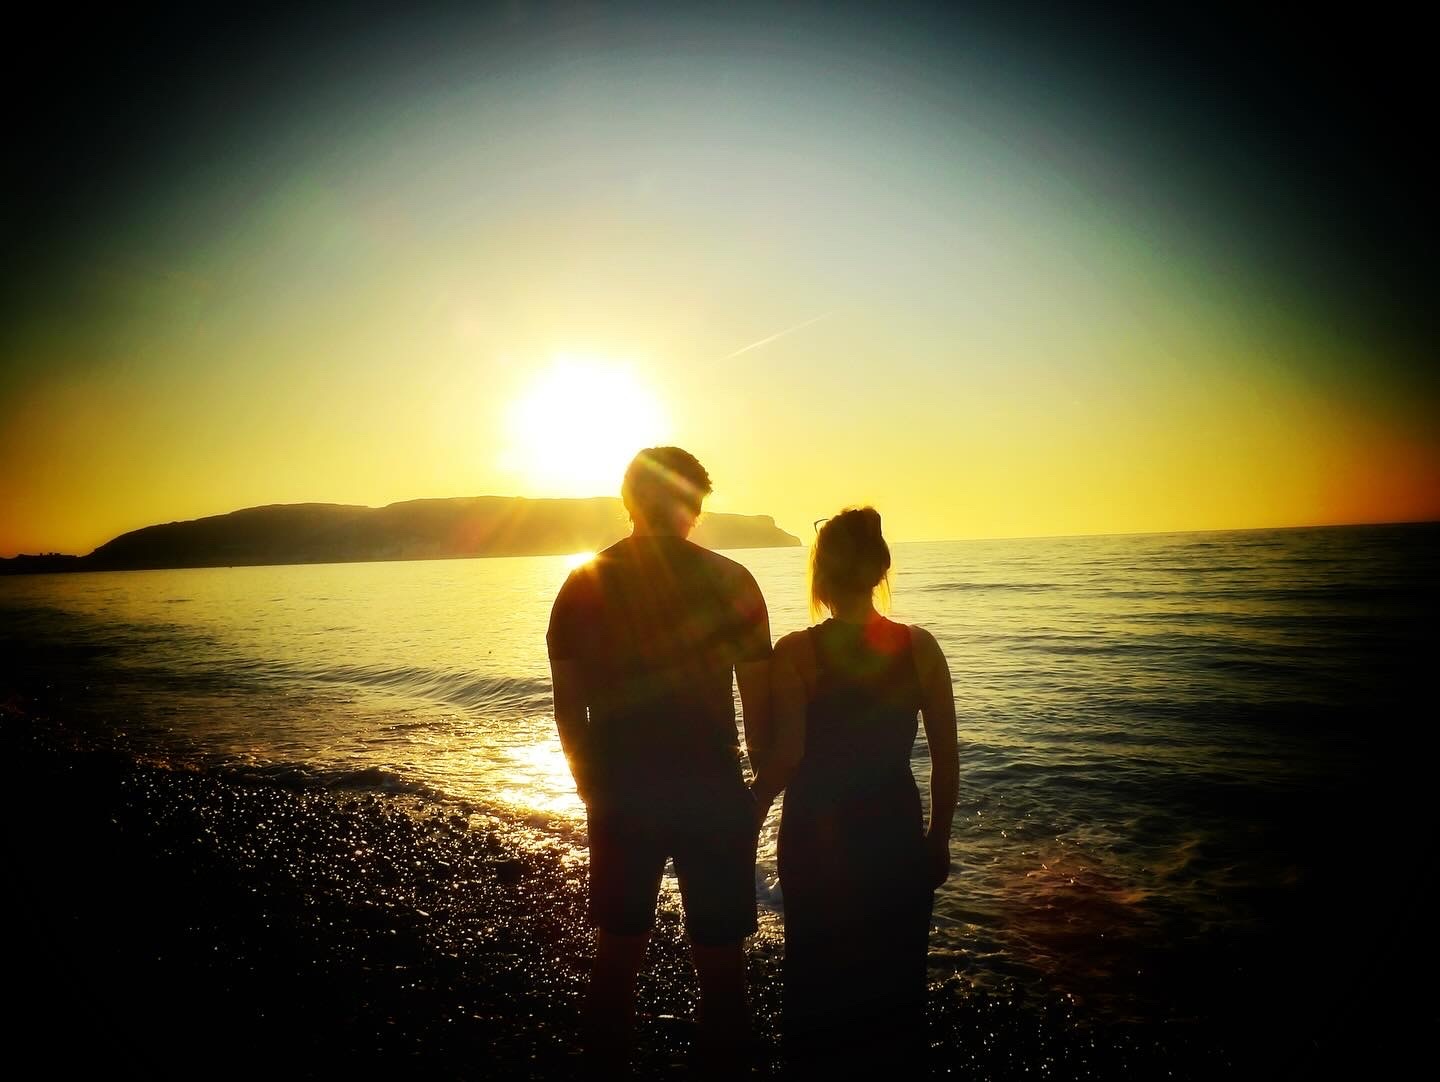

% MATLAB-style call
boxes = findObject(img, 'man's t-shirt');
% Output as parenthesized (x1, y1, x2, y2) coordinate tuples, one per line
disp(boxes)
(547, 534, 772, 789)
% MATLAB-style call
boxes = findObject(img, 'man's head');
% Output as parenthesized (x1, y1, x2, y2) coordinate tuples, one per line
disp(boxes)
(621, 447, 712, 536)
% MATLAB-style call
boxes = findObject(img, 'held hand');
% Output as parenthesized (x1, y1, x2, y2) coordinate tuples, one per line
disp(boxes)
(748, 782, 775, 835)
(925, 831, 952, 890)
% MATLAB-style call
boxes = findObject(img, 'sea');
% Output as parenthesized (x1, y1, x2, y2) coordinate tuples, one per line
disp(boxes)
(3, 522, 1435, 1039)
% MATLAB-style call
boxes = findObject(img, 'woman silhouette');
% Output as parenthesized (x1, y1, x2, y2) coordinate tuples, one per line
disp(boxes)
(758, 507, 959, 1071)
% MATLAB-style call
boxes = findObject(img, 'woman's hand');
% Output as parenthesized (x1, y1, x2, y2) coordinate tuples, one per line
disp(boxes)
(925, 830, 952, 890)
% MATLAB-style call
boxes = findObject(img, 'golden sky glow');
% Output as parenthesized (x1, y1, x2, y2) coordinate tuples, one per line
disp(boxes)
(501, 358, 670, 496)
(2, 12, 1436, 557)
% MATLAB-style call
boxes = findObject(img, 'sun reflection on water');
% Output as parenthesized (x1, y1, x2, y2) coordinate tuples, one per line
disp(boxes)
(497, 737, 586, 818)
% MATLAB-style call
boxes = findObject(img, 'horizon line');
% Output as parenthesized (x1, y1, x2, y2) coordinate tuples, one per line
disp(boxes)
(893, 516, 1440, 547)
(3, 494, 1436, 562)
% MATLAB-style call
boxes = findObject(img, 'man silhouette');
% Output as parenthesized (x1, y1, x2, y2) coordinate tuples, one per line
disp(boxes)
(547, 446, 773, 1074)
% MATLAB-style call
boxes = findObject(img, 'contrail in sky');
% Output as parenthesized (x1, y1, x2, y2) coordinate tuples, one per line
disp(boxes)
(722, 311, 834, 360)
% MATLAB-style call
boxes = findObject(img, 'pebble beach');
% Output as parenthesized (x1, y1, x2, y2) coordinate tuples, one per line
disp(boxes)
(6, 677, 1427, 1081)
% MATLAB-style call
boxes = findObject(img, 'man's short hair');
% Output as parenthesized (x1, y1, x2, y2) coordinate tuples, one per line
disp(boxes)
(622, 447, 713, 525)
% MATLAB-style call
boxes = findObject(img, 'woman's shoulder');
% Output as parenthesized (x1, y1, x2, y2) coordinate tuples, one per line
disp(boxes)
(774, 627, 817, 657)
(903, 623, 944, 663)
(902, 624, 953, 691)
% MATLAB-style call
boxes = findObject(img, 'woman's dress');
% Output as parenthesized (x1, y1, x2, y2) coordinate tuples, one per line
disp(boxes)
(778, 616, 933, 1064)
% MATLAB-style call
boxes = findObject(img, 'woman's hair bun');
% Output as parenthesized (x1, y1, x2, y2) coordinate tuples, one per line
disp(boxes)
(835, 506, 883, 546)
(810, 505, 892, 615)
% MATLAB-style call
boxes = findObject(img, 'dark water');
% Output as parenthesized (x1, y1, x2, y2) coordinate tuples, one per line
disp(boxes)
(3, 522, 1435, 1056)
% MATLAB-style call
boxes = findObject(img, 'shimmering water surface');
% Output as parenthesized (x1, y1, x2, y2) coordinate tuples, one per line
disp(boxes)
(4, 523, 1433, 1018)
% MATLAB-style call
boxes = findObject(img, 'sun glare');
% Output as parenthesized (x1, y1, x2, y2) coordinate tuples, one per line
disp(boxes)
(498, 738, 585, 817)
(503, 358, 670, 495)
(563, 550, 596, 571)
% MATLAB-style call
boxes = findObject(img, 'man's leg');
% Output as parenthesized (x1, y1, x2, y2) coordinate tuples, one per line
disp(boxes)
(691, 939, 750, 1066)
(675, 777, 759, 1073)
(584, 798, 666, 1074)
(585, 928, 650, 1073)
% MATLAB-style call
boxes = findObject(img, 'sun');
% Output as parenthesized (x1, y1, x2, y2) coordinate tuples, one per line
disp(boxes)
(503, 357, 670, 495)
(562, 550, 596, 571)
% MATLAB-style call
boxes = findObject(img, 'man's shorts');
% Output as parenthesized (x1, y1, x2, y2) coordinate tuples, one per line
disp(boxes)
(586, 772, 758, 947)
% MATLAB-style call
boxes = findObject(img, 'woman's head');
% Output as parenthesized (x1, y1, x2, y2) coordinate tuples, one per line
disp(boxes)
(809, 506, 891, 619)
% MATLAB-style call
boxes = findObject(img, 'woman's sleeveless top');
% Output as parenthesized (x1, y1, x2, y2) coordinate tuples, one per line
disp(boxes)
(791, 617, 922, 798)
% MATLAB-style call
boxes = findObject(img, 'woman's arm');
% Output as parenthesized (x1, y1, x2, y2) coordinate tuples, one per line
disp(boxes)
(913, 625, 959, 889)
(749, 632, 808, 824)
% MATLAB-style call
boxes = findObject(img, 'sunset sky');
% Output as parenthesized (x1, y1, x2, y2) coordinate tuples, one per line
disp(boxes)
(3, 3, 1436, 556)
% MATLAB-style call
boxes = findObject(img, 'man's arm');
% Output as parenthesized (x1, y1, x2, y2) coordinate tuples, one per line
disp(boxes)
(736, 658, 772, 781)
(748, 633, 807, 817)
(550, 658, 594, 804)
(732, 569, 775, 790)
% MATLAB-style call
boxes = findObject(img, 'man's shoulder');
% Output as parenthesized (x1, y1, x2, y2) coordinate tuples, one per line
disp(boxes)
(563, 539, 630, 580)
(685, 541, 761, 592)
(598, 537, 632, 559)
(553, 550, 615, 605)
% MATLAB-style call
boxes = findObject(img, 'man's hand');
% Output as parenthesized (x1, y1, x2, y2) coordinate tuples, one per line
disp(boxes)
(572, 764, 597, 808)
(550, 658, 592, 803)
(748, 782, 775, 835)
(925, 829, 952, 890)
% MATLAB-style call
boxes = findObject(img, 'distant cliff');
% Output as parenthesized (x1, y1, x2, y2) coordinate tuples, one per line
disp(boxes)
(0, 497, 801, 574)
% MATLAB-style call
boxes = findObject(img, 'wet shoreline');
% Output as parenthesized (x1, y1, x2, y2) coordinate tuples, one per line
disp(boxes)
(1, 685, 1420, 1079)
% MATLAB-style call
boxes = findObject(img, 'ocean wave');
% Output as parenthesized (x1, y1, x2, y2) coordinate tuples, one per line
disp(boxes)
(916, 581, 1060, 593)
(211, 759, 446, 798)
(272, 661, 550, 713)
(1098, 584, 1419, 604)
